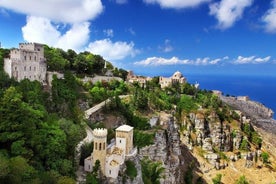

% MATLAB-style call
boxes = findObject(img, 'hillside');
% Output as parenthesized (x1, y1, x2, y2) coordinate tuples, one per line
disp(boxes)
(1, 46, 276, 184)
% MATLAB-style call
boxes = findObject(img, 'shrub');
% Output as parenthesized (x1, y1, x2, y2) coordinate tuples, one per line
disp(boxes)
(125, 160, 137, 180)
(212, 173, 222, 184)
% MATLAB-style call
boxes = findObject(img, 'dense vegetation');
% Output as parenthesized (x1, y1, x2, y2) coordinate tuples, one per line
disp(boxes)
(0, 45, 270, 183)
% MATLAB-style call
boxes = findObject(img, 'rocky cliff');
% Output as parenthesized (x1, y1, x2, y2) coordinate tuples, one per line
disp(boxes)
(220, 96, 274, 119)
(220, 96, 276, 158)
(139, 115, 184, 184)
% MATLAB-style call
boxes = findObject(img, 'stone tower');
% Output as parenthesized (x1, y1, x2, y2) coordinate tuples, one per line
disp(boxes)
(115, 125, 133, 155)
(92, 128, 107, 174)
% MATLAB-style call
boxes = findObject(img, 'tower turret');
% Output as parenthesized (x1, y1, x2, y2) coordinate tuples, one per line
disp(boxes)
(92, 128, 107, 174)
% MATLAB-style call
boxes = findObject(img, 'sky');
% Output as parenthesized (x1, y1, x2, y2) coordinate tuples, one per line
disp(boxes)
(1, 0, 276, 77)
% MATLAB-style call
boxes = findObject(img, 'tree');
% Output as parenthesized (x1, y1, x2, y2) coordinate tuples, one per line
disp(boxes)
(134, 130, 154, 149)
(235, 175, 249, 184)
(57, 176, 75, 184)
(0, 153, 10, 180)
(184, 162, 194, 184)
(133, 87, 148, 110)
(141, 157, 165, 184)
(240, 138, 249, 151)
(125, 160, 137, 180)
(212, 173, 222, 184)
(86, 160, 101, 184)
(0, 87, 45, 159)
(7, 156, 37, 183)
(44, 46, 70, 71)
(260, 152, 269, 164)
(177, 94, 197, 114)
(80, 142, 93, 166)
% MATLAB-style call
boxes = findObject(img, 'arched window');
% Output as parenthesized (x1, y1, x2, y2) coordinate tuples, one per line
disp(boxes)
(103, 142, 105, 149)
(95, 142, 97, 150)
(99, 143, 102, 150)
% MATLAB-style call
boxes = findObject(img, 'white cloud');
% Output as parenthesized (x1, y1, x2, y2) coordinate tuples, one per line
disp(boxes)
(86, 39, 139, 61)
(22, 16, 90, 51)
(135, 57, 190, 66)
(143, 0, 210, 9)
(134, 56, 229, 66)
(56, 22, 90, 51)
(234, 56, 271, 64)
(103, 29, 114, 37)
(262, 0, 276, 33)
(128, 28, 136, 36)
(159, 39, 173, 53)
(0, 0, 103, 24)
(209, 0, 253, 29)
(22, 16, 60, 46)
(115, 0, 128, 4)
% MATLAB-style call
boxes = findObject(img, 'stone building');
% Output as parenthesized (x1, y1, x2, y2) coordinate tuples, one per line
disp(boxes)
(4, 43, 47, 84)
(84, 125, 136, 179)
(159, 71, 186, 88)
(126, 70, 151, 87)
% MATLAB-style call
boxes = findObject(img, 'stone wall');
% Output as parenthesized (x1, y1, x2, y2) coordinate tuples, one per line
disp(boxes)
(220, 96, 274, 119)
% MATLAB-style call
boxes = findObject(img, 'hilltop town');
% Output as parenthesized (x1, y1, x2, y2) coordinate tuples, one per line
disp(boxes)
(0, 43, 275, 184)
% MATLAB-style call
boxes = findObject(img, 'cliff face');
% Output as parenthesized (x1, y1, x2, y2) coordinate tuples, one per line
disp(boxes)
(139, 115, 184, 184)
(220, 96, 274, 119)
(182, 112, 238, 154)
(220, 96, 276, 158)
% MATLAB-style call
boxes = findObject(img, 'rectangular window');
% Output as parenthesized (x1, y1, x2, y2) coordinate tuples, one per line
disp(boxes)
(30, 66, 32, 71)
(24, 66, 26, 71)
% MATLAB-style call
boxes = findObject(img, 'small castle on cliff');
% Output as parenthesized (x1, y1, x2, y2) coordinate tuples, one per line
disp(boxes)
(84, 125, 135, 179)
(4, 43, 47, 84)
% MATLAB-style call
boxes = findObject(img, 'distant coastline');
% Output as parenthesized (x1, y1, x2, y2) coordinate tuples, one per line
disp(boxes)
(186, 73, 276, 119)
(136, 72, 276, 119)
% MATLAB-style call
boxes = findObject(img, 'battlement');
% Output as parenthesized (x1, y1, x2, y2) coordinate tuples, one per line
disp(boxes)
(93, 128, 108, 137)
(19, 42, 44, 52)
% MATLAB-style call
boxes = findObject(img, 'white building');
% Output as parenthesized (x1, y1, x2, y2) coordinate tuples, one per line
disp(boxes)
(4, 43, 47, 84)
(84, 125, 136, 179)
(159, 71, 186, 88)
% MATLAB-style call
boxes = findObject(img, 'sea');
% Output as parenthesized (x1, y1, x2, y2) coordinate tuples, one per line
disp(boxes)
(185, 74, 276, 119)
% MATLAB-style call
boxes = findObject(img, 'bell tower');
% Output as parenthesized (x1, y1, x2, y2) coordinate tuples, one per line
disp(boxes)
(92, 128, 107, 174)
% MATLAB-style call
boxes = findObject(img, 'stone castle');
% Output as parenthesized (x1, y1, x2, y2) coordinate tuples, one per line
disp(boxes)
(4, 43, 47, 84)
(84, 125, 136, 179)
(159, 71, 186, 88)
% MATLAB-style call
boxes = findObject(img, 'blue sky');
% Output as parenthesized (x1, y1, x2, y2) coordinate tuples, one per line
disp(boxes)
(1, 0, 276, 76)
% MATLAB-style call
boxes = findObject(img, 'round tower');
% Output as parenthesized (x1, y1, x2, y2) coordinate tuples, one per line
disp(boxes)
(92, 128, 107, 174)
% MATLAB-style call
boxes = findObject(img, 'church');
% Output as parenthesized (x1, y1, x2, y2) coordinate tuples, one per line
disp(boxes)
(84, 125, 135, 179)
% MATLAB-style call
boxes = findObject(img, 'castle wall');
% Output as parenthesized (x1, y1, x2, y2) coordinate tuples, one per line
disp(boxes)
(84, 156, 93, 172)
(3, 58, 12, 77)
(115, 137, 127, 155)
(4, 43, 47, 84)
(105, 163, 120, 178)
(116, 129, 133, 155)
